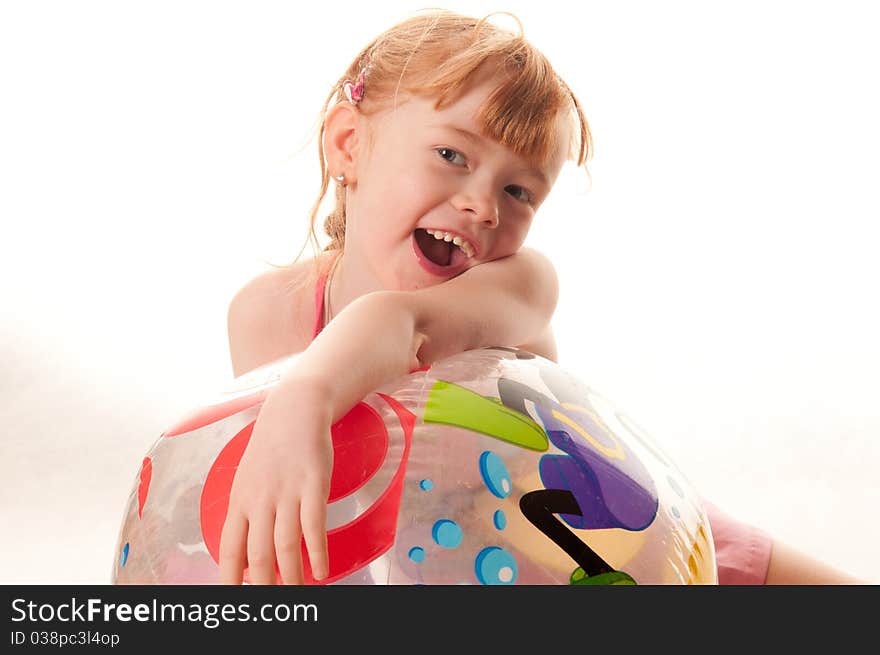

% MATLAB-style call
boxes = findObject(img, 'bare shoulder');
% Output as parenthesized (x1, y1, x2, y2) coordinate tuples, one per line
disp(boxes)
(227, 255, 325, 377)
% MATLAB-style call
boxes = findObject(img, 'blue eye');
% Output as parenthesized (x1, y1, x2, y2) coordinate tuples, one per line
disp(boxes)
(436, 147, 466, 166)
(506, 185, 531, 204)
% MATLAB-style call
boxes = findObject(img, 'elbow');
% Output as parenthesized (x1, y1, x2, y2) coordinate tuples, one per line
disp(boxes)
(530, 248, 560, 322)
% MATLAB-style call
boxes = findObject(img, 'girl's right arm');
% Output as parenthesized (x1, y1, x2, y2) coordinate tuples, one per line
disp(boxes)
(219, 248, 559, 584)
(220, 289, 425, 584)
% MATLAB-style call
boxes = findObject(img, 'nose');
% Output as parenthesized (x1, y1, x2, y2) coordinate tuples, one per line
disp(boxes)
(451, 183, 500, 229)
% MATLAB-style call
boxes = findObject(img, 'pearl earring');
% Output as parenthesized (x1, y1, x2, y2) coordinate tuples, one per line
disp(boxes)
(334, 174, 345, 185)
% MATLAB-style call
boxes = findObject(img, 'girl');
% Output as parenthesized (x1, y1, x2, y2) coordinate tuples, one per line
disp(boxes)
(219, 9, 862, 586)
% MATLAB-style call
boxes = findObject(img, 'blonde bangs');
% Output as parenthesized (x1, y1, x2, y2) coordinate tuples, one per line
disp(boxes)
(359, 12, 591, 170)
(430, 49, 587, 171)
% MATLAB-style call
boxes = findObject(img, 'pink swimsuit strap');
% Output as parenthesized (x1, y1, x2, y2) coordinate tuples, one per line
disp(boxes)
(312, 251, 341, 341)
(311, 251, 430, 376)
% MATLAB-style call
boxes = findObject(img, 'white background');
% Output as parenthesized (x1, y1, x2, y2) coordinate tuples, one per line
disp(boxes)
(2, 0, 878, 583)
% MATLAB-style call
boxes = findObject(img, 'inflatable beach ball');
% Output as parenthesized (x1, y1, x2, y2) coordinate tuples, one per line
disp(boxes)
(112, 347, 716, 585)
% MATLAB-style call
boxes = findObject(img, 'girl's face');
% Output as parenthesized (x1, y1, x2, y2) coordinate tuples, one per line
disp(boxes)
(344, 69, 571, 291)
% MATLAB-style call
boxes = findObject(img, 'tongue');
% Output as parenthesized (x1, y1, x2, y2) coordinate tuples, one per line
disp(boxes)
(416, 229, 453, 266)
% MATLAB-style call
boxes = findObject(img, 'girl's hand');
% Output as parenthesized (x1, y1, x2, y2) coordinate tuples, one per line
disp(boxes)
(218, 377, 333, 585)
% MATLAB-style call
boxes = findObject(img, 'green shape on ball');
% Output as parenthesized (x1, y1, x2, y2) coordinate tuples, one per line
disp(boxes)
(569, 568, 637, 586)
(424, 380, 549, 451)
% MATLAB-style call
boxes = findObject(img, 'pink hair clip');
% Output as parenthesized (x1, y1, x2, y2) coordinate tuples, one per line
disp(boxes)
(342, 65, 370, 105)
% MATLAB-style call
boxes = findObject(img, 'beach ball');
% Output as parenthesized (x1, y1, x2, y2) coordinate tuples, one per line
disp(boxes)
(112, 347, 716, 585)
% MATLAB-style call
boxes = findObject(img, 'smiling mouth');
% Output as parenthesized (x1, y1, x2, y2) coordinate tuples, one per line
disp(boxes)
(414, 228, 455, 266)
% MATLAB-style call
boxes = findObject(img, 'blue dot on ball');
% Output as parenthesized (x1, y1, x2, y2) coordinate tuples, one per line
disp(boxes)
(432, 519, 463, 549)
(419, 479, 433, 491)
(493, 509, 507, 530)
(474, 546, 518, 585)
(409, 546, 426, 563)
(479, 451, 511, 499)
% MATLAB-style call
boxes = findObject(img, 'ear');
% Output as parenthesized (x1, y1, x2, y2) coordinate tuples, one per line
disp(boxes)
(324, 102, 363, 184)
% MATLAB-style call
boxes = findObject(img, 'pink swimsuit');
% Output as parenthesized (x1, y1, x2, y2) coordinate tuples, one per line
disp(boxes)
(701, 500, 773, 584)
(311, 259, 772, 584)
(311, 253, 338, 340)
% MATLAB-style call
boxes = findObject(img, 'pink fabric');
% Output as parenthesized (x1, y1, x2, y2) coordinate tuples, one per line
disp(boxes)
(312, 252, 340, 340)
(312, 254, 771, 585)
(704, 499, 773, 585)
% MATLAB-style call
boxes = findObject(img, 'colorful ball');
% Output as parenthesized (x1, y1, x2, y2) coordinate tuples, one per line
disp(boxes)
(112, 347, 716, 585)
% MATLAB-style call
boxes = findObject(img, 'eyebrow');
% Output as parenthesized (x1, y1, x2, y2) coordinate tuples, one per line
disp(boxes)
(430, 123, 550, 187)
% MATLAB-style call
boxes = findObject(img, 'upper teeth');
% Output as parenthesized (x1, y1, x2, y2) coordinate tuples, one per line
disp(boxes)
(425, 229, 475, 258)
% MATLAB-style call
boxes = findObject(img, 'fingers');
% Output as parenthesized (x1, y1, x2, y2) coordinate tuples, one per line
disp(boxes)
(246, 510, 279, 585)
(301, 493, 329, 581)
(219, 511, 248, 585)
(274, 503, 304, 585)
(221, 500, 325, 585)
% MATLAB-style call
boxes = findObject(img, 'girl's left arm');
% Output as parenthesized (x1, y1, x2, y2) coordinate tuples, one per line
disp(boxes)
(219, 247, 557, 584)
(406, 245, 559, 366)
(294, 246, 558, 409)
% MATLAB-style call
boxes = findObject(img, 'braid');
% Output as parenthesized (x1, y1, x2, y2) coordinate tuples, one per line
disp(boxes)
(322, 182, 347, 251)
